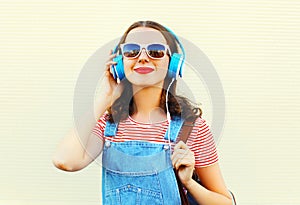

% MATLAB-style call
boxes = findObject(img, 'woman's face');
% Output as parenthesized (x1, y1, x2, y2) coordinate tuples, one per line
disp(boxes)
(122, 27, 170, 88)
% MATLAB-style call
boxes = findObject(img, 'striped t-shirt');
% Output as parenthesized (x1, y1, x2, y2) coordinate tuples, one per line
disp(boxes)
(92, 114, 218, 168)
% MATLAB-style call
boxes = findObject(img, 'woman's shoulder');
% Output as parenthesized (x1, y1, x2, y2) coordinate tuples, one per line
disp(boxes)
(193, 116, 206, 124)
(189, 116, 212, 134)
(187, 116, 208, 127)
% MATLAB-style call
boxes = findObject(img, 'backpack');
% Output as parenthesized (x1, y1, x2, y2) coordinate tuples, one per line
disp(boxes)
(175, 118, 237, 205)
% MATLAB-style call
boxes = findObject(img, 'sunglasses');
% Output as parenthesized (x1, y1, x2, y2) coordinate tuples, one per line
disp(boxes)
(120, 43, 171, 59)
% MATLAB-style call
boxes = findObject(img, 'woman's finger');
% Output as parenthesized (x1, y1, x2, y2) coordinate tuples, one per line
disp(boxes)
(171, 148, 189, 161)
(172, 148, 195, 170)
(173, 156, 195, 170)
(108, 50, 117, 58)
(173, 155, 194, 170)
(108, 53, 117, 59)
(105, 61, 117, 67)
(173, 140, 189, 150)
(172, 141, 190, 161)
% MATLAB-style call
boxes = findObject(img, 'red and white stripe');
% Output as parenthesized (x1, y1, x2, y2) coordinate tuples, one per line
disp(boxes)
(92, 114, 218, 168)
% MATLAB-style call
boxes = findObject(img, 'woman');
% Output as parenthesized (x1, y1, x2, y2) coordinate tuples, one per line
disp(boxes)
(53, 20, 233, 205)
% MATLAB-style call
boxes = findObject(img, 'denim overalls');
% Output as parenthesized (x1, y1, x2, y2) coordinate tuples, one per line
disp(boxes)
(102, 117, 184, 205)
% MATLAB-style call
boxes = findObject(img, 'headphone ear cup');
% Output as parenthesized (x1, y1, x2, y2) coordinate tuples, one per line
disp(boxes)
(111, 55, 125, 81)
(168, 53, 184, 79)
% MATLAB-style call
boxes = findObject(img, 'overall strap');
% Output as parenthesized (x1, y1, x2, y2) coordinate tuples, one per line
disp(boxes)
(103, 120, 118, 137)
(164, 116, 184, 142)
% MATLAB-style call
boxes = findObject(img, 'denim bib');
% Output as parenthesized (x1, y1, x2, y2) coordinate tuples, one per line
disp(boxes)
(102, 117, 184, 205)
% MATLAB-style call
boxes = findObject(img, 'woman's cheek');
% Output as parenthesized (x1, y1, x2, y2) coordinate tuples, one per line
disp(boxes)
(123, 60, 135, 75)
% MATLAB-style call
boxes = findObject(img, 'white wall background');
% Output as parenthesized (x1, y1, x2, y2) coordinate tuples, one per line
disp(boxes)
(1, 0, 299, 204)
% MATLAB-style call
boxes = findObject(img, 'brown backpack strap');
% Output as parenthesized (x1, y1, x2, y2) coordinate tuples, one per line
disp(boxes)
(174, 118, 197, 205)
(177, 119, 195, 143)
(176, 118, 237, 205)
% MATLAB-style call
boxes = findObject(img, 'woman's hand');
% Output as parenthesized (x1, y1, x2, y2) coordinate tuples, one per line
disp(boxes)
(171, 141, 195, 186)
(102, 50, 123, 104)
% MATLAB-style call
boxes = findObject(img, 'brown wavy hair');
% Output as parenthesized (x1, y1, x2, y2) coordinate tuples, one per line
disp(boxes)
(107, 20, 202, 123)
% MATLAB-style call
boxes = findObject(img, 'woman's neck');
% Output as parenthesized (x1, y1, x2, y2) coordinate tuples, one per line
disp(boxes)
(131, 86, 166, 123)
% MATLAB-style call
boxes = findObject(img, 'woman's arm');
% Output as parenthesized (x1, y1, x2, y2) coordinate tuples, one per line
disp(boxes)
(52, 98, 109, 172)
(185, 163, 233, 205)
(52, 51, 121, 172)
(172, 141, 233, 205)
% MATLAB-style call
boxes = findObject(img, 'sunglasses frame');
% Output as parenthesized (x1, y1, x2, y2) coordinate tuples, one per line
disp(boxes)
(120, 42, 171, 60)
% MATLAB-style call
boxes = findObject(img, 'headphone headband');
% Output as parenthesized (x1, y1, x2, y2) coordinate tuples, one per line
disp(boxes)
(163, 26, 186, 61)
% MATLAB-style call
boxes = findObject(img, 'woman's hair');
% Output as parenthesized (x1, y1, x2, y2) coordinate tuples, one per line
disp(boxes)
(107, 20, 202, 123)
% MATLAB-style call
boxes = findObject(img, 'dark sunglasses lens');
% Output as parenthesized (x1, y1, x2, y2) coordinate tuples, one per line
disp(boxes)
(147, 44, 166, 58)
(122, 44, 141, 58)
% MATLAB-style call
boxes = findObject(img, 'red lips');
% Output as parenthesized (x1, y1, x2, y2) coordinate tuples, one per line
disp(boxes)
(134, 67, 154, 74)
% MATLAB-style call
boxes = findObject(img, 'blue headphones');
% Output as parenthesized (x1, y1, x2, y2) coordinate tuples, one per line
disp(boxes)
(110, 27, 185, 81)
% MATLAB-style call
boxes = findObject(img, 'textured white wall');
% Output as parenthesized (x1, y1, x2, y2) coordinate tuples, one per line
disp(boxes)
(1, 0, 299, 204)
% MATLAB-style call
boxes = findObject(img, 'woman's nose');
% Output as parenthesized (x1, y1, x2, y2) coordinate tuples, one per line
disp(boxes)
(138, 48, 149, 63)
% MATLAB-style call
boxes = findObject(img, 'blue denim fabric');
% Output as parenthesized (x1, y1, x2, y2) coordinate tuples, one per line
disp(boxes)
(102, 118, 184, 205)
